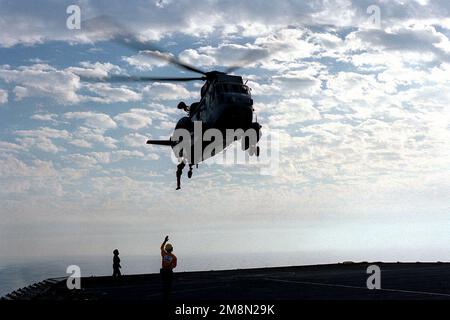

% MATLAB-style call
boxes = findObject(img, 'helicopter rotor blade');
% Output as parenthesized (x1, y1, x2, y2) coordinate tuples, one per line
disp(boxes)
(80, 75, 206, 83)
(224, 47, 272, 73)
(83, 15, 207, 76)
(126, 47, 208, 76)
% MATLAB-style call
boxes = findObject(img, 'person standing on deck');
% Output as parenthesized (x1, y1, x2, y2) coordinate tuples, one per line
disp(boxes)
(160, 235, 177, 301)
(112, 249, 121, 277)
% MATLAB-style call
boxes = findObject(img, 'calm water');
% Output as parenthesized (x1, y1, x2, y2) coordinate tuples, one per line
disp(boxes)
(0, 252, 324, 296)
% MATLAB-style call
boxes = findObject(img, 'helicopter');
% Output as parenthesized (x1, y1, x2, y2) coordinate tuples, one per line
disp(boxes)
(81, 19, 264, 187)
(89, 48, 263, 185)
(144, 67, 263, 174)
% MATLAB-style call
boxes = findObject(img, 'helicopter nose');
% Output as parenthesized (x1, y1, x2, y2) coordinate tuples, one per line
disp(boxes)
(229, 103, 253, 128)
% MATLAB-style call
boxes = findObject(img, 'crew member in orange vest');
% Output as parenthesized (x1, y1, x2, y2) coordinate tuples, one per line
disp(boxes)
(160, 235, 177, 300)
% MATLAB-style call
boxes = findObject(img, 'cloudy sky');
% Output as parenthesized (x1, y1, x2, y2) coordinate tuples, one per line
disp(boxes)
(0, 0, 449, 267)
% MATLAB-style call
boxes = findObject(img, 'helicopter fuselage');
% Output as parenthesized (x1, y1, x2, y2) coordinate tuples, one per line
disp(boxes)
(191, 75, 253, 130)
(173, 73, 259, 164)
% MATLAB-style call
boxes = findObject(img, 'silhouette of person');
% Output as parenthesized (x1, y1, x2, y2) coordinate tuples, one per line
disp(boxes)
(112, 249, 121, 277)
(160, 235, 177, 301)
(176, 162, 186, 190)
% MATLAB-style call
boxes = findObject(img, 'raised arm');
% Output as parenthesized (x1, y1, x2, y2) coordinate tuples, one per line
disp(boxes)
(161, 235, 169, 252)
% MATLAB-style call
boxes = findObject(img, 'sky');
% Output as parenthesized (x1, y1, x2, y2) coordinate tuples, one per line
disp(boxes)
(0, 0, 449, 266)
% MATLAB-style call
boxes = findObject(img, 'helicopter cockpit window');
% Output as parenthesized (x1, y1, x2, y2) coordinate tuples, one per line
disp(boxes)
(216, 84, 249, 94)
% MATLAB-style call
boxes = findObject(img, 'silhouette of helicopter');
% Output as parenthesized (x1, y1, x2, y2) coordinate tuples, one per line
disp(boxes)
(144, 66, 262, 171)
(81, 18, 264, 187)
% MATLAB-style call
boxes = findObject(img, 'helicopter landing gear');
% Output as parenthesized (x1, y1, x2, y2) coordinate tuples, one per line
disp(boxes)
(188, 165, 193, 179)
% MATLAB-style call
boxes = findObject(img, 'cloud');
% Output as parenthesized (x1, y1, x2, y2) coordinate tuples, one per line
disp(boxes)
(143, 82, 195, 100)
(0, 64, 80, 103)
(67, 61, 122, 79)
(69, 139, 93, 149)
(0, 156, 62, 196)
(179, 43, 270, 68)
(344, 26, 450, 62)
(14, 127, 70, 153)
(0, 63, 141, 104)
(64, 153, 100, 168)
(266, 98, 321, 128)
(0, 0, 370, 47)
(31, 113, 58, 122)
(122, 52, 170, 70)
(0, 141, 25, 154)
(64, 112, 117, 130)
(272, 69, 323, 97)
(111, 150, 147, 161)
(64, 149, 157, 169)
(15, 136, 60, 153)
(72, 127, 118, 149)
(179, 28, 324, 71)
(0, 89, 8, 104)
(114, 108, 152, 130)
(123, 132, 150, 147)
(1, 0, 450, 50)
(178, 49, 216, 67)
(82, 83, 142, 103)
(13, 121, 120, 152)
(15, 127, 70, 139)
